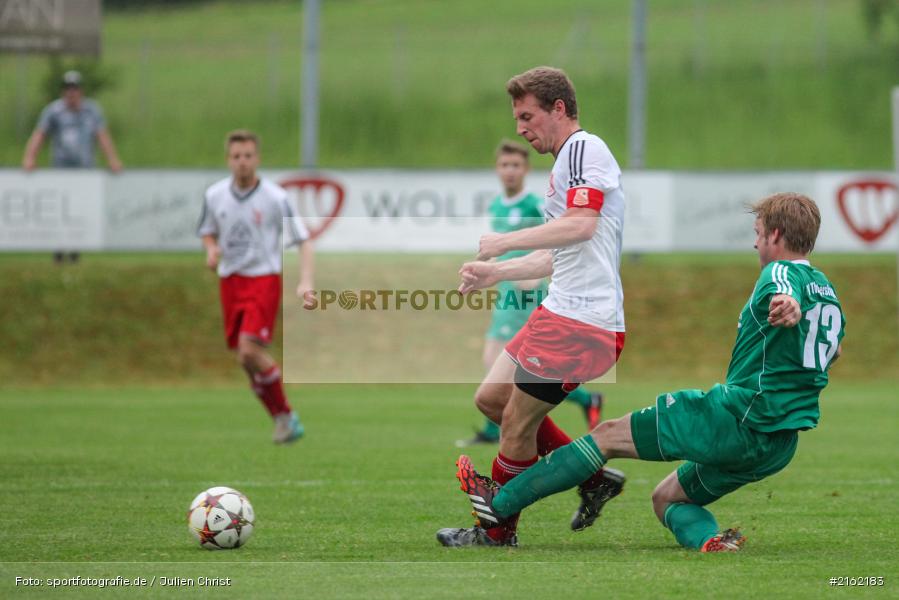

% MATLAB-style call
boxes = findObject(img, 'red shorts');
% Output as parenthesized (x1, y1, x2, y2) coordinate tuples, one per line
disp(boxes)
(219, 274, 281, 350)
(504, 306, 625, 383)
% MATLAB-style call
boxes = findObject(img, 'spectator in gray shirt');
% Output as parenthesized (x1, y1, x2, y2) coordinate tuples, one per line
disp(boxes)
(22, 70, 123, 263)
(22, 70, 122, 172)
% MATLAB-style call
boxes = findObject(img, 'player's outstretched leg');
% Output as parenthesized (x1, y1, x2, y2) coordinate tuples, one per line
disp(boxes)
(536, 414, 624, 532)
(436, 456, 517, 547)
(481, 414, 639, 522)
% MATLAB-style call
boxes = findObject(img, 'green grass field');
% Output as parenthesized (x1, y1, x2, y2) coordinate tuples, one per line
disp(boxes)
(1, 0, 896, 169)
(0, 252, 897, 596)
(0, 380, 896, 598)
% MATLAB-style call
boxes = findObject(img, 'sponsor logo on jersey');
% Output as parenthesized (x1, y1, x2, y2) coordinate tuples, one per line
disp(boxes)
(224, 221, 253, 256)
(665, 394, 676, 408)
(526, 356, 542, 367)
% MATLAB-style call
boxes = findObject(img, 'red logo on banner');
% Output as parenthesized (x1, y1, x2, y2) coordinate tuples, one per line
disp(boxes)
(280, 177, 345, 240)
(836, 179, 899, 243)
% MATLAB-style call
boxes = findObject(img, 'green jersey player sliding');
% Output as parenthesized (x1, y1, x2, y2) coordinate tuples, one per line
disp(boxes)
(447, 192, 844, 552)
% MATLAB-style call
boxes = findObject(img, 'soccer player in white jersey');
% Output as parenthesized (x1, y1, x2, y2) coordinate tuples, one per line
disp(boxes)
(197, 130, 315, 444)
(438, 67, 626, 547)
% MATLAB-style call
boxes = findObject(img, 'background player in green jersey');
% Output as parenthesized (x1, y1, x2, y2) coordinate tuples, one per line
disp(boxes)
(456, 140, 603, 447)
(453, 192, 844, 552)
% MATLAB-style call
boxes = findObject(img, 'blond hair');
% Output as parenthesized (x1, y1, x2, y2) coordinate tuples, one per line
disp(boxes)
(495, 139, 530, 161)
(225, 129, 260, 152)
(506, 66, 578, 118)
(750, 192, 821, 254)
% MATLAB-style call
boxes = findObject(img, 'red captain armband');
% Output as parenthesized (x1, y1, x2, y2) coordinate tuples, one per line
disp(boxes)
(566, 187, 604, 211)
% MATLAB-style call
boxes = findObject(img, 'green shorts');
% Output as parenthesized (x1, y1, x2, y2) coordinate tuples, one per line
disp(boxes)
(630, 384, 798, 505)
(485, 282, 547, 341)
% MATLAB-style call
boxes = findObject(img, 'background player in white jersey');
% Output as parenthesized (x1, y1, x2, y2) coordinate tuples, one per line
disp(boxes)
(438, 67, 626, 547)
(197, 130, 315, 444)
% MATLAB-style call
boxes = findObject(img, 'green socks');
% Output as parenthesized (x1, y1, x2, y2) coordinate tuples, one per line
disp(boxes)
(493, 435, 606, 517)
(566, 387, 592, 409)
(482, 419, 500, 439)
(663, 503, 719, 550)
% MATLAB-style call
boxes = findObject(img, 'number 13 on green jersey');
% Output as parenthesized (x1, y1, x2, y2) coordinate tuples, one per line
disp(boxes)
(723, 260, 845, 433)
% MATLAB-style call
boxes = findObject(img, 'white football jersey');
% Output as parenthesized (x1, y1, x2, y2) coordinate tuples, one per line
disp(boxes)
(541, 129, 625, 331)
(197, 177, 309, 278)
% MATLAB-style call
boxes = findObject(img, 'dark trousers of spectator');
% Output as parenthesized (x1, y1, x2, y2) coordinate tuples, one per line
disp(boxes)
(53, 251, 80, 264)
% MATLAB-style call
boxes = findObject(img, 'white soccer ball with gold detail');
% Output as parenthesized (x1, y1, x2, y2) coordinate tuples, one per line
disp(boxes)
(187, 486, 255, 550)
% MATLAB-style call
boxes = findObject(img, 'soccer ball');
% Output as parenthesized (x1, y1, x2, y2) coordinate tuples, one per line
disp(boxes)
(187, 486, 255, 550)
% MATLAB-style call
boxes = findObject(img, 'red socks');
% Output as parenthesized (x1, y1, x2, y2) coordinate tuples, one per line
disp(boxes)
(492, 453, 538, 486)
(483, 422, 571, 542)
(485, 453, 537, 542)
(536, 416, 572, 456)
(246, 365, 291, 417)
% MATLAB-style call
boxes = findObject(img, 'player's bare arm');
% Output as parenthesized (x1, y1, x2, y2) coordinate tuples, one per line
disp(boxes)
(515, 277, 543, 291)
(459, 249, 552, 294)
(476, 207, 599, 260)
(297, 240, 316, 308)
(201, 234, 221, 270)
(767, 294, 801, 327)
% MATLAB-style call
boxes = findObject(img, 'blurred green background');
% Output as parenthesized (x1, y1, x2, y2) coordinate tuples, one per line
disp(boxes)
(1, 0, 898, 169)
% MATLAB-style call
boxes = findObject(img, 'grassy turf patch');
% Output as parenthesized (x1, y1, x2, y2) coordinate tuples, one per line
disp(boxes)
(0, 381, 895, 598)
(1, 252, 895, 385)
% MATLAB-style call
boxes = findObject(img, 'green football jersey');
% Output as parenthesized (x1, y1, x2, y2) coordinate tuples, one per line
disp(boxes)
(488, 192, 544, 261)
(723, 260, 845, 432)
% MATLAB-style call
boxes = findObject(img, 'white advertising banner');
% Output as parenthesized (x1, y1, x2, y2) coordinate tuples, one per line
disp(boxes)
(274, 169, 676, 253)
(814, 173, 899, 251)
(671, 171, 898, 252)
(0, 170, 104, 249)
(672, 173, 817, 251)
(272, 169, 495, 253)
(104, 170, 221, 249)
(0, 169, 895, 252)
(622, 171, 675, 251)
